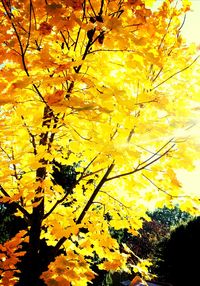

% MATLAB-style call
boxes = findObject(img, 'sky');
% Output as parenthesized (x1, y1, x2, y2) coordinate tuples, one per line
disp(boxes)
(152, 1, 200, 196)
(176, 0, 200, 195)
(153, 0, 200, 45)
(181, 0, 200, 44)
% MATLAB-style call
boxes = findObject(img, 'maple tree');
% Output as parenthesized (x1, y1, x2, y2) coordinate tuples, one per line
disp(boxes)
(0, 0, 200, 285)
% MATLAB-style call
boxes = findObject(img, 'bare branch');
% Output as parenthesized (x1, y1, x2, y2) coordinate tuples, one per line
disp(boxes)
(54, 163, 115, 251)
(142, 173, 191, 199)
(79, 154, 100, 178)
(151, 56, 200, 91)
(0, 185, 31, 221)
(32, 84, 46, 103)
(60, 31, 69, 50)
(74, 27, 82, 52)
(21, 115, 37, 155)
(0, 145, 12, 160)
(99, 190, 130, 209)
(76, 163, 115, 224)
(24, 0, 33, 54)
(106, 143, 175, 182)
(178, 14, 186, 34)
(88, 0, 97, 17)
(151, 67, 163, 83)
(17, 32, 29, 75)
(81, 168, 106, 179)
(142, 173, 173, 198)
(43, 193, 69, 219)
(158, 12, 173, 50)
(71, 127, 91, 141)
(92, 201, 106, 216)
(138, 138, 175, 167)
(99, 0, 104, 15)
(88, 48, 135, 54)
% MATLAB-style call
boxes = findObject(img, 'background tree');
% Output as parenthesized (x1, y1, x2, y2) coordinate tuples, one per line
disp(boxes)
(148, 206, 192, 229)
(156, 216, 200, 286)
(0, 203, 27, 244)
(103, 206, 192, 285)
(0, 0, 200, 285)
(116, 206, 192, 259)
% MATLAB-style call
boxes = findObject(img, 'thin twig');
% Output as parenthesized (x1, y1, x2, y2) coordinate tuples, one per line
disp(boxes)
(142, 173, 191, 199)
(138, 138, 174, 167)
(151, 56, 200, 91)
(24, 0, 32, 53)
(88, 48, 135, 54)
(99, 0, 104, 15)
(80, 154, 100, 178)
(0, 185, 31, 221)
(100, 190, 130, 209)
(54, 163, 115, 251)
(106, 144, 175, 181)
(43, 193, 69, 219)
(21, 115, 37, 155)
(60, 31, 69, 50)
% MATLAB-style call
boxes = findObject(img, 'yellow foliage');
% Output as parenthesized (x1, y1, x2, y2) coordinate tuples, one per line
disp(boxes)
(0, 0, 199, 284)
(0, 231, 27, 285)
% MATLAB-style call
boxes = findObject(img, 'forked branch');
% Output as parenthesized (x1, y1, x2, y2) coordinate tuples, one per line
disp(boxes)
(54, 163, 115, 252)
(151, 56, 200, 91)
(0, 185, 31, 222)
(106, 142, 175, 182)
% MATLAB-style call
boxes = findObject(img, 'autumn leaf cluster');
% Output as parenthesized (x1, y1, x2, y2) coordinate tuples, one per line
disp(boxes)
(0, 0, 200, 285)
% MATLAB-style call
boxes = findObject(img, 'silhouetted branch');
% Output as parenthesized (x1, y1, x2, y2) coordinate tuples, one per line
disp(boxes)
(54, 163, 115, 251)
(0, 185, 31, 221)
(151, 56, 200, 91)
(106, 143, 175, 182)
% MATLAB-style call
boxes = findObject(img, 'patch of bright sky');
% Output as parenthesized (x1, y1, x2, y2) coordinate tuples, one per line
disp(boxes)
(149, 1, 200, 199)
(174, 0, 200, 196)
(151, 0, 200, 45)
(181, 0, 200, 44)
(176, 160, 200, 197)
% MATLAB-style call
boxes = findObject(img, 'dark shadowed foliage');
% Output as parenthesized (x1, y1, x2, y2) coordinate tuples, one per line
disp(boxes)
(156, 216, 200, 286)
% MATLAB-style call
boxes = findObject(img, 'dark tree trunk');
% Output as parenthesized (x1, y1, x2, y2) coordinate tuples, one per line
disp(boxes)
(15, 106, 65, 285)
(16, 165, 47, 285)
(16, 237, 63, 285)
(16, 199, 44, 285)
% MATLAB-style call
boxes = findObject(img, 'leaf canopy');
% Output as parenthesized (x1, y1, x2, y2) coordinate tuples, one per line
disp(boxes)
(0, 0, 200, 285)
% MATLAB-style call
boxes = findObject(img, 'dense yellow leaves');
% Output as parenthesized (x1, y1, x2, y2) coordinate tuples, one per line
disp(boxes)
(41, 253, 96, 286)
(0, 0, 200, 284)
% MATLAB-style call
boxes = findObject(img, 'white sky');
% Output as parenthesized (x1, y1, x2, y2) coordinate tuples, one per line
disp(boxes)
(151, 1, 200, 198)
(181, 0, 200, 44)
(175, 0, 200, 196)
(153, 0, 200, 44)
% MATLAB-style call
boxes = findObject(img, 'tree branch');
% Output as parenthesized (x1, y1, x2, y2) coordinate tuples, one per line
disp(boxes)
(0, 185, 31, 222)
(21, 115, 37, 155)
(99, 190, 130, 209)
(76, 163, 115, 224)
(142, 173, 191, 199)
(151, 56, 200, 91)
(43, 192, 69, 219)
(24, 0, 32, 54)
(138, 138, 174, 167)
(106, 143, 175, 182)
(54, 163, 115, 251)
(60, 31, 69, 50)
